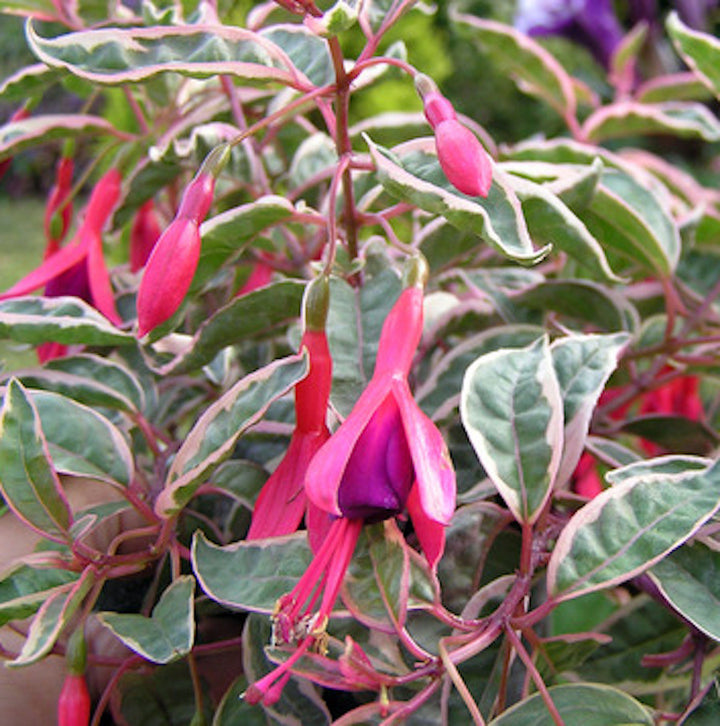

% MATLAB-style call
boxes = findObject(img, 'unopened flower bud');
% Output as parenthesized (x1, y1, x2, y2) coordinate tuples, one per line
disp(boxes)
(58, 673, 91, 726)
(435, 119, 492, 198)
(130, 200, 162, 272)
(136, 146, 228, 337)
(415, 75, 492, 198)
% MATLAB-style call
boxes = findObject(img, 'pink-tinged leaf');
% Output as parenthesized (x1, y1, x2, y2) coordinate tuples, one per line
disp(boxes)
(636, 72, 714, 103)
(666, 12, 720, 100)
(0, 241, 87, 300)
(0, 379, 73, 540)
(453, 14, 577, 120)
(26, 21, 306, 89)
(547, 458, 720, 601)
(156, 352, 309, 517)
(583, 100, 720, 143)
(0, 114, 126, 161)
(0, 63, 65, 105)
(460, 336, 564, 525)
(8, 567, 95, 667)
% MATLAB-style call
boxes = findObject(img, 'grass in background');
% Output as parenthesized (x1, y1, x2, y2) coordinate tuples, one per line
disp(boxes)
(0, 195, 49, 371)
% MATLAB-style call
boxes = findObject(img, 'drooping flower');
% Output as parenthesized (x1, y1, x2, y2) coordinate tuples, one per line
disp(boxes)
(415, 74, 492, 198)
(247, 275, 332, 540)
(129, 199, 162, 272)
(245, 256, 457, 706)
(136, 144, 229, 337)
(514, 0, 624, 69)
(0, 168, 122, 335)
(44, 154, 74, 258)
(306, 255, 456, 569)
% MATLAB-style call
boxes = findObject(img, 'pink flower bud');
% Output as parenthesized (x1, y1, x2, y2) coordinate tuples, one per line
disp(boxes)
(434, 119, 492, 198)
(136, 217, 201, 337)
(136, 145, 228, 336)
(44, 156, 74, 257)
(57, 674, 91, 726)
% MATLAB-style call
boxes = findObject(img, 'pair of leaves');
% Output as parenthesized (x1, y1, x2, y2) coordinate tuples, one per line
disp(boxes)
(460, 333, 629, 524)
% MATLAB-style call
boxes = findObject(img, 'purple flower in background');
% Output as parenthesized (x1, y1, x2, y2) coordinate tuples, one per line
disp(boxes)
(514, 0, 625, 68)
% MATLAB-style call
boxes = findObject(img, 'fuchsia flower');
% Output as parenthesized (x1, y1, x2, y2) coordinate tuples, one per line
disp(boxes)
(247, 276, 332, 540)
(0, 168, 122, 338)
(136, 144, 229, 337)
(415, 74, 492, 198)
(129, 200, 162, 272)
(44, 155, 74, 258)
(245, 256, 457, 705)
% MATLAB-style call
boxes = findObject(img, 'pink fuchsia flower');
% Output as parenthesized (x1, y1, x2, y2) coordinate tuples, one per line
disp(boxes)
(44, 155, 74, 258)
(415, 74, 492, 198)
(306, 255, 456, 570)
(235, 261, 274, 296)
(247, 276, 332, 540)
(136, 144, 229, 337)
(0, 168, 122, 333)
(129, 200, 162, 272)
(572, 452, 604, 499)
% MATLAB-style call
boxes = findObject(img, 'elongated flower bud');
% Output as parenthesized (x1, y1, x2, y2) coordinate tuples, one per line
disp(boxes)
(136, 145, 229, 337)
(434, 120, 492, 197)
(415, 74, 492, 198)
(58, 674, 91, 726)
(58, 628, 91, 726)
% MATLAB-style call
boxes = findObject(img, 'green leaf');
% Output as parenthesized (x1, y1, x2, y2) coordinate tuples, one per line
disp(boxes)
(416, 325, 544, 421)
(260, 25, 334, 87)
(636, 72, 714, 103)
(45, 354, 145, 412)
(583, 101, 720, 142)
(159, 280, 305, 375)
(515, 279, 639, 332)
(156, 352, 308, 516)
(0, 379, 72, 538)
(667, 12, 720, 99)
(547, 458, 720, 599)
(0, 563, 77, 628)
(460, 336, 564, 524)
(30, 390, 133, 487)
(506, 173, 622, 282)
(192, 530, 313, 614)
(9, 568, 94, 667)
(487, 683, 652, 725)
(649, 541, 720, 641)
(0, 63, 65, 105)
(605, 455, 711, 486)
(199, 195, 295, 272)
(0, 296, 134, 347)
(550, 333, 630, 487)
(620, 415, 719, 455)
(582, 169, 680, 275)
(455, 14, 577, 119)
(99, 576, 195, 664)
(26, 20, 306, 88)
(326, 270, 402, 416)
(0, 113, 123, 161)
(368, 137, 549, 265)
(212, 676, 268, 726)
(535, 633, 611, 682)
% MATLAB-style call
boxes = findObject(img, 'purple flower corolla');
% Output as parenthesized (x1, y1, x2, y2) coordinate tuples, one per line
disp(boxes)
(514, 0, 624, 68)
(305, 260, 456, 570)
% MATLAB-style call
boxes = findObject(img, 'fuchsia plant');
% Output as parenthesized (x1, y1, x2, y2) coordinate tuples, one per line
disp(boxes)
(2, 1, 720, 724)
